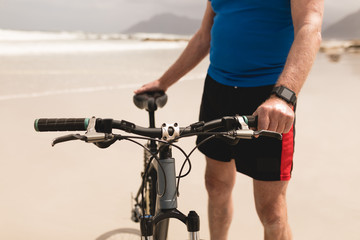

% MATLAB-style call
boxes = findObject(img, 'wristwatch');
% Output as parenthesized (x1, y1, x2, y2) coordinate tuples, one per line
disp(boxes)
(271, 86, 297, 106)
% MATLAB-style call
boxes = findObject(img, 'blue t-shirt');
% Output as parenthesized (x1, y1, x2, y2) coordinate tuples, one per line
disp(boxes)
(208, 0, 294, 87)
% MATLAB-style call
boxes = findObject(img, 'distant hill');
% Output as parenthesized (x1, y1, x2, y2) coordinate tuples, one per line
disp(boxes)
(124, 13, 201, 35)
(323, 9, 360, 40)
(125, 11, 360, 40)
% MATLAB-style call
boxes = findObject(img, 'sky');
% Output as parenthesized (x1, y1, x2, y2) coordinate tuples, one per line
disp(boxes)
(0, 0, 359, 33)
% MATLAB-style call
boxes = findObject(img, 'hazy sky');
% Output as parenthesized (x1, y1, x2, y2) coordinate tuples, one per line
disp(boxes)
(0, 0, 359, 33)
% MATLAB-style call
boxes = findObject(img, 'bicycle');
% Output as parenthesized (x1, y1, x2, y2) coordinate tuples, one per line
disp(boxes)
(34, 91, 282, 240)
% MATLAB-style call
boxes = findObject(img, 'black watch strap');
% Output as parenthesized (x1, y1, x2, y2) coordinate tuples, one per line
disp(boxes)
(271, 86, 297, 105)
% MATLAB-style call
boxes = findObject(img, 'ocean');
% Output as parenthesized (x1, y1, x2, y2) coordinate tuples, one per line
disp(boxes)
(0, 29, 206, 102)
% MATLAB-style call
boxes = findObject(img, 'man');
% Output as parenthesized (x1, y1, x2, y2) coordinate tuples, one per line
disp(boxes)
(135, 0, 323, 239)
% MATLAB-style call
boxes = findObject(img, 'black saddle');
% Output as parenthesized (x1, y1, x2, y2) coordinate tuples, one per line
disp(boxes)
(133, 91, 168, 112)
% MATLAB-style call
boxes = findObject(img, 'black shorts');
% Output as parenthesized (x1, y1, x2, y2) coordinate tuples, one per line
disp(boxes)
(196, 75, 294, 181)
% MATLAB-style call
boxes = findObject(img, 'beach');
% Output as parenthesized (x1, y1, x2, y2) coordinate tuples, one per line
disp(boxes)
(0, 31, 360, 239)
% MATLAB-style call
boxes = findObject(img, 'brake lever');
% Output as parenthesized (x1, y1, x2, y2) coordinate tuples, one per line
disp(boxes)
(52, 134, 87, 146)
(52, 133, 115, 146)
(254, 130, 283, 140)
(232, 129, 282, 140)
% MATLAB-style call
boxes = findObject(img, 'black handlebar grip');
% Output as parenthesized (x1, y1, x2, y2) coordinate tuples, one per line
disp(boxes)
(34, 118, 90, 132)
(244, 115, 258, 128)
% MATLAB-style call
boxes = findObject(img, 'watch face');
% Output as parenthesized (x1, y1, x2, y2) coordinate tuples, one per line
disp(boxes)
(281, 88, 293, 101)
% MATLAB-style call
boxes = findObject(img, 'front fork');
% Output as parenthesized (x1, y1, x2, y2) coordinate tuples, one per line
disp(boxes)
(140, 210, 200, 240)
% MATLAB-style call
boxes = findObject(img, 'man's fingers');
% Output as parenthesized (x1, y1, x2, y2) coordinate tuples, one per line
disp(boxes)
(268, 120, 279, 132)
(253, 98, 295, 133)
(256, 114, 270, 131)
(134, 82, 159, 94)
(283, 118, 294, 133)
(134, 84, 148, 94)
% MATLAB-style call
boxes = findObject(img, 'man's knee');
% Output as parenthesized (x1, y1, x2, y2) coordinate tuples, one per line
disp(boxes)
(253, 180, 289, 229)
(257, 204, 288, 228)
(205, 174, 234, 197)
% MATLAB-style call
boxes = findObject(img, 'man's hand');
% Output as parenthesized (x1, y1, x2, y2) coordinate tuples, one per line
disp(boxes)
(253, 97, 295, 134)
(134, 79, 167, 95)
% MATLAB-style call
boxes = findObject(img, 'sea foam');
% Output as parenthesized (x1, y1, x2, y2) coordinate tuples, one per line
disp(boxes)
(0, 29, 190, 55)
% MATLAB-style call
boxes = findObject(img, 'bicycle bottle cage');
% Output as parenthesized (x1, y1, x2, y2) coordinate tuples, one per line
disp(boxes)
(133, 91, 168, 112)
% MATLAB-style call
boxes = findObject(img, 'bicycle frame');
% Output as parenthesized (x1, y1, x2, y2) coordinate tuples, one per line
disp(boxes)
(140, 144, 200, 240)
(133, 108, 200, 240)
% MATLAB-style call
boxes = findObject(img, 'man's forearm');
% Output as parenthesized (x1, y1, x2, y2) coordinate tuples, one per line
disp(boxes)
(157, 32, 210, 90)
(254, 1, 323, 133)
(134, 1, 214, 94)
(276, 0, 324, 96)
(157, 0, 215, 90)
(276, 23, 322, 95)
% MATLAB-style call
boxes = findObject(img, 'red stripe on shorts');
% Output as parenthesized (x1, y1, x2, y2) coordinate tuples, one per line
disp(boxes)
(280, 124, 294, 180)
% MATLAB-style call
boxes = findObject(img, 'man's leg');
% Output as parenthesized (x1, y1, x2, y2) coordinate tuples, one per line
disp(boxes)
(205, 157, 236, 240)
(253, 180, 292, 240)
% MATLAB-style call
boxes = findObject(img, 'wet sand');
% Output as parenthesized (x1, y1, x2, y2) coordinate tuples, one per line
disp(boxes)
(0, 42, 359, 239)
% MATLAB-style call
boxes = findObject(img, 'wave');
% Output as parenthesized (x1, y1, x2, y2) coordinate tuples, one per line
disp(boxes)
(0, 29, 191, 42)
(0, 29, 191, 55)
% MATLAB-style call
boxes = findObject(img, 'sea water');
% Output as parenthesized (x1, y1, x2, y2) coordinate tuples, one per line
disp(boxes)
(0, 29, 204, 101)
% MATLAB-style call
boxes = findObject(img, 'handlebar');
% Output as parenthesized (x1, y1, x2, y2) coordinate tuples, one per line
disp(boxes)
(34, 115, 257, 134)
(34, 115, 282, 146)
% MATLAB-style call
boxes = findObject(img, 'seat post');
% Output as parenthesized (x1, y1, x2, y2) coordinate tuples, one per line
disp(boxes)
(148, 110, 157, 153)
(148, 110, 156, 128)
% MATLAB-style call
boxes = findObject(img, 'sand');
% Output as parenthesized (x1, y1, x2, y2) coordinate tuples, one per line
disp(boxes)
(0, 39, 359, 240)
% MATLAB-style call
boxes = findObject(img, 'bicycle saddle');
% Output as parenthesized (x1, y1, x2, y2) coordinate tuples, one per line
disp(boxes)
(133, 91, 168, 112)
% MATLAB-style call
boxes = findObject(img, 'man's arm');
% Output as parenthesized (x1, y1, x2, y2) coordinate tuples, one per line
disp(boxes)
(254, 0, 324, 133)
(134, 1, 214, 94)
